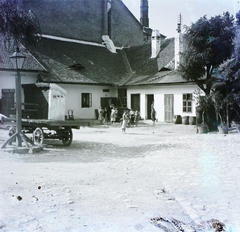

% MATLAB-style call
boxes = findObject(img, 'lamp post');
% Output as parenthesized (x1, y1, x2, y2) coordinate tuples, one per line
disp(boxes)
(11, 47, 26, 146)
(1, 47, 26, 148)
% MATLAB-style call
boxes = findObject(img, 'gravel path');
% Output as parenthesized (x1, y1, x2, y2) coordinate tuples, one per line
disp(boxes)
(0, 122, 240, 231)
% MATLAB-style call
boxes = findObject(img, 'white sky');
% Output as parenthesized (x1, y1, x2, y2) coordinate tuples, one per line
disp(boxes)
(123, 0, 239, 38)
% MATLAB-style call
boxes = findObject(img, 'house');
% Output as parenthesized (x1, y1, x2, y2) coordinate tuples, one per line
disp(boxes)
(25, 37, 128, 119)
(1, 0, 145, 119)
(121, 19, 198, 122)
(0, 0, 199, 123)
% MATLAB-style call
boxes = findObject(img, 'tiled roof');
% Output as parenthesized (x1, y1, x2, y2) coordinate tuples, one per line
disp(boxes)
(123, 37, 175, 76)
(22, 0, 145, 47)
(0, 34, 193, 87)
(119, 36, 192, 86)
(0, 40, 46, 71)
(33, 37, 128, 84)
(157, 38, 175, 71)
(23, 0, 104, 43)
(124, 43, 158, 75)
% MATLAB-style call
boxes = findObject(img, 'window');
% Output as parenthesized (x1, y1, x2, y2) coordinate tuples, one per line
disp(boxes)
(82, 93, 92, 108)
(183, 93, 192, 112)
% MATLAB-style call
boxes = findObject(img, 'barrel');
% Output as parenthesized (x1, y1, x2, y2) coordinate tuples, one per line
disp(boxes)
(189, 116, 196, 125)
(182, 116, 189, 125)
(173, 115, 182, 124)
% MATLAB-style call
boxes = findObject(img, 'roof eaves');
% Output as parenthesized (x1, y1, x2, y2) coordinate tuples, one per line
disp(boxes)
(122, 81, 196, 87)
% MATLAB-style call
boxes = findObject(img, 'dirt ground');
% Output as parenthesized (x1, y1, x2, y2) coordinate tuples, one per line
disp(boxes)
(0, 121, 240, 231)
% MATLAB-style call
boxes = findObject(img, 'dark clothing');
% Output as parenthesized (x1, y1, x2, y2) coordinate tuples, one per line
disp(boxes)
(151, 111, 156, 121)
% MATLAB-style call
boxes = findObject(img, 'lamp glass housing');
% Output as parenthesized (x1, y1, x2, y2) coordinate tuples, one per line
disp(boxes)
(10, 49, 26, 70)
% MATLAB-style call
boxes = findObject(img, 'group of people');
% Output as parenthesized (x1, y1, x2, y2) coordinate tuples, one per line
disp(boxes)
(98, 106, 118, 125)
(98, 101, 157, 133)
(121, 109, 140, 133)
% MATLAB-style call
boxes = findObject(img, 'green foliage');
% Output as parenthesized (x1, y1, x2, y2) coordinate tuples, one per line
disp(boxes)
(194, 89, 213, 113)
(0, 0, 41, 49)
(194, 89, 218, 130)
(179, 12, 235, 95)
(215, 14, 240, 115)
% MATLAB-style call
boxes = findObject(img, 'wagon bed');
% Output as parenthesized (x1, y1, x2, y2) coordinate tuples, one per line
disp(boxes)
(22, 118, 90, 129)
(13, 119, 91, 146)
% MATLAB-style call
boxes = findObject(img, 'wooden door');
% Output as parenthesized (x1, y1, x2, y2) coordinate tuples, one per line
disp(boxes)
(164, 94, 173, 122)
(147, 94, 154, 119)
(117, 89, 127, 107)
(131, 94, 140, 111)
(1, 89, 15, 116)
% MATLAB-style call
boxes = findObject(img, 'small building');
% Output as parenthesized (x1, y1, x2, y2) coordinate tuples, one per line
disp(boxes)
(22, 83, 67, 120)
(121, 22, 198, 122)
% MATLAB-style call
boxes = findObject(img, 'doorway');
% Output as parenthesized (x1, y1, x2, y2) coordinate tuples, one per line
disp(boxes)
(164, 94, 174, 122)
(1, 89, 15, 116)
(131, 94, 140, 111)
(100, 97, 117, 109)
(147, 94, 154, 119)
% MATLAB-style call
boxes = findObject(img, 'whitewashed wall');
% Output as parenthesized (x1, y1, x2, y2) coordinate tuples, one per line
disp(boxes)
(0, 70, 199, 122)
(127, 84, 198, 122)
(58, 84, 117, 119)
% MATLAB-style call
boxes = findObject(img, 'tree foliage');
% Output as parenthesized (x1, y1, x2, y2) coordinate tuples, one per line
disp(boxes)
(212, 11, 240, 119)
(0, 0, 41, 49)
(179, 12, 235, 95)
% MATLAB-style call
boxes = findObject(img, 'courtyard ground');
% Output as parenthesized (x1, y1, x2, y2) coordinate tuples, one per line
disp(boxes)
(0, 121, 240, 231)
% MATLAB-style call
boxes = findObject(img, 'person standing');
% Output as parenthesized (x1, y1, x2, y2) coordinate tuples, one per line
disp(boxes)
(129, 109, 135, 126)
(121, 110, 129, 133)
(134, 110, 140, 126)
(110, 107, 116, 124)
(151, 101, 156, 125)
(98, 106, 104, 124)
(103, 107, 108, 125)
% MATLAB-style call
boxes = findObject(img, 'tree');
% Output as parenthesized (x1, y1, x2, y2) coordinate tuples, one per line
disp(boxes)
(213, 11, 240, 124)
(0, 0, 41, 49)
(179, 12, 235, 95)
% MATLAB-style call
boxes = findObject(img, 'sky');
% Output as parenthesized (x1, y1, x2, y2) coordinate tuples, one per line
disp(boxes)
(123, 0, 239, 38)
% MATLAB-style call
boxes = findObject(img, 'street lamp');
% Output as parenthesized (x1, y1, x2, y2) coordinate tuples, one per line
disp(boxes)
(1, 47, 26, 148)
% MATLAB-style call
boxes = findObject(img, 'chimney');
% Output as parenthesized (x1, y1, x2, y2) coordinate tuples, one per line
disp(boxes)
(102, 0, 108, 35)
(151, 30, 161, 58)
(140, 0, 149, 27)
(175, 14, 183, 69)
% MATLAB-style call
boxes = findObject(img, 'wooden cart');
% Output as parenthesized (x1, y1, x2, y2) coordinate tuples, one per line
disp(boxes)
(4, 84, 91, 148)
(9, 119, 90, 146)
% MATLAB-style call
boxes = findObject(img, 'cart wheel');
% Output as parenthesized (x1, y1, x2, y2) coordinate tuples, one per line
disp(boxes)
(33, 127, 44, 145)
(62, 128, 73, 146)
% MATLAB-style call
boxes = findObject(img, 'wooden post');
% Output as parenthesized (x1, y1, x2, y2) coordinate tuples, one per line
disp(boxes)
(15, 69, 22, 146)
